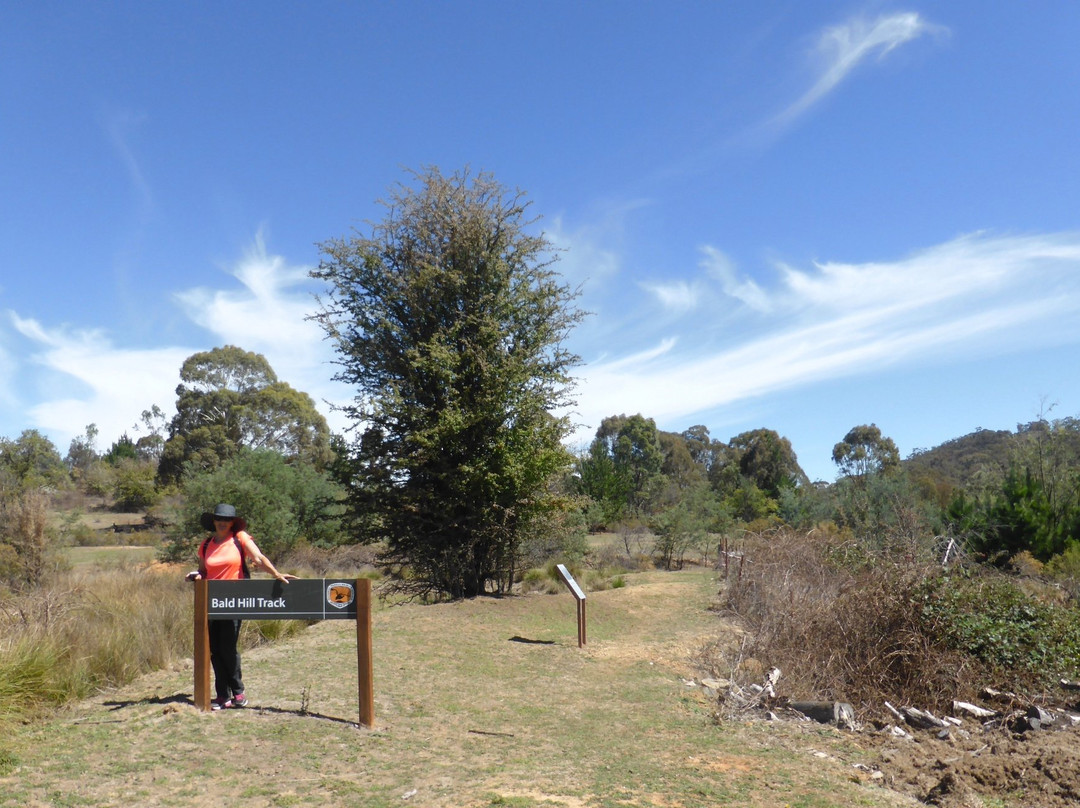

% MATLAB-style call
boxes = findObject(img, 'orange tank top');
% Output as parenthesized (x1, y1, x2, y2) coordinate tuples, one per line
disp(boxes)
(200, 531, 253, 580)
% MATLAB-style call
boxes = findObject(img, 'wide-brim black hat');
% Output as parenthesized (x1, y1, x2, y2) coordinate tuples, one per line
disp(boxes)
(200, 503, 247, 532)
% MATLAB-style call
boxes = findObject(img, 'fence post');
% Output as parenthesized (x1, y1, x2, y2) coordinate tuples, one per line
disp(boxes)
(193, 579, 211, 711)
(356, 578, 374, 728)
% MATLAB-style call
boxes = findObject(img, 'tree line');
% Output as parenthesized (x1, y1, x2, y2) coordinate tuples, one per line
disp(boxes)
(3, 166, 1080, 599)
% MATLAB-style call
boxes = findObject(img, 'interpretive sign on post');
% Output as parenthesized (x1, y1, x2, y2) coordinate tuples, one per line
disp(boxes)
(194, 578, 374, 727)
(555, 564, 587, 648)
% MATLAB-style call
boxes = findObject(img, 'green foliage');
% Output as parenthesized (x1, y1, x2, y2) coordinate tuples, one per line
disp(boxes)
(311, 167, 584, 599)
(111, 459, 159, 512)
(81, 461, 115, 506)
(516, 493, 589, 572)
(1045, 543, 1080, 580)
(160, 448, 347, 562)
(0, 430, 68, 491)
(904, 427, 1013, 491)
(103, 433, 139, 465)
(832, 423, 900, 479)
(576, 414, 665, 521)
(721, 477, 778, 524)
(918, 573, 1080, 681)
(829, 470, 944, 552)
(649, 481, 728, 570)
(727, 427, 807, 497)
(158, 345, 334, 484)
(64, 423, 99, 477)
(946, 416, 1080, 564)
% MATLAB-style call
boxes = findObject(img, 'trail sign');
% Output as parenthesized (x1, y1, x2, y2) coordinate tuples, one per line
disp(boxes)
(555, 564, 587, 647)
(207, 578, 359, 620)
(193, 578, 374, 727)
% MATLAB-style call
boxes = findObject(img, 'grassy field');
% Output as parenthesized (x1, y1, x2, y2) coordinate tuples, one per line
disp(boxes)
(0, 568, 916, 808)
(63, 545, 158, 568)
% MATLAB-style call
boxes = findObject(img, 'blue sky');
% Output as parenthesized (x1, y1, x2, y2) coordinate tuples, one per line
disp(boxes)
(3, 2, 1079, 483)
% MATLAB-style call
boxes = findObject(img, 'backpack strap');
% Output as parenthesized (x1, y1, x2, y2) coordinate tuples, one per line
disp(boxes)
(234, 535, 251, 580)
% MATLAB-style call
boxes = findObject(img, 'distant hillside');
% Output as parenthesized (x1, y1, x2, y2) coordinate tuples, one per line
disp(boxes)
(904, 428, 1015, 489)
(904, 418, 1080, 491)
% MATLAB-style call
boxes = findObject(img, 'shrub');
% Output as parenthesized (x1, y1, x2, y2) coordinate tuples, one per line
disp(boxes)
(918, 572, 1080, 683)
(717, 527, 1080, 718)
(280, 543, 381, 578)
(720, 529, 981, 715)
(160, 448, 346, 563)
(519, 566, 560, 594)
(69, 523, 105, 547)
(0, 567, 193, 725)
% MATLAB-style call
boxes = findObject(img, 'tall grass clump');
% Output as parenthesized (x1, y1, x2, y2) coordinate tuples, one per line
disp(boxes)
(0, 560, 325, 727)
(0, 566, 193, 725)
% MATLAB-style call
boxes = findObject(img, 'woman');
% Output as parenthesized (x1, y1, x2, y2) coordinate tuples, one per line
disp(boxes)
(186, 503, 295, 710)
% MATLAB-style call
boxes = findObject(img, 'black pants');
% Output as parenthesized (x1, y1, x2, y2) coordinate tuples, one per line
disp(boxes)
(208, 619, 244, 701)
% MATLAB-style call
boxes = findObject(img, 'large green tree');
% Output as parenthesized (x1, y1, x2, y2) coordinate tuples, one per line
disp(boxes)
(576, 414, 665, 521)
(158, 345, 333, 484)
(0, 430, 67, 492)
(311, 167, 584, 599)
(832, 423, 900, 479)
(727, 427, 807, 497)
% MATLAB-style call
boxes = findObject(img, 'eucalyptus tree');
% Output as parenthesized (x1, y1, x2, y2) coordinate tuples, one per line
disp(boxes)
(157, 345, 333, 484)
(832, 423, 901, 479)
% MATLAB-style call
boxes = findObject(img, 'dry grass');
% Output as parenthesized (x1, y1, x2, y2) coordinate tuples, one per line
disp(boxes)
(0, 566, 916, 808)
(715, 528, 987, 717)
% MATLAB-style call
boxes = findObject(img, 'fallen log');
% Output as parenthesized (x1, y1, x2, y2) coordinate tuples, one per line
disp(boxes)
(900, 706, 947, 730)
(952, 701, 997, 720)
(789, 701, 857, 730)
(980, 687, 1020, 705)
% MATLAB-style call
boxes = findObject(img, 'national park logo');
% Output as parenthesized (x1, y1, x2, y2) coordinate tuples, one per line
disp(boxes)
(326, 582, 355, 609)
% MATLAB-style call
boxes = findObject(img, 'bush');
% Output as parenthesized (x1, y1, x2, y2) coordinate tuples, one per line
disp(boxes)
(280, 543, 381, 578)
(918, 572, 1080, 683)
(0, 567, 193, 725)
(720, 529, 980, 715)
(717, 527, 1080, 718)
(519, 566, 561, 594)
(160, 448, 346, 563)
(0, 564, 315, 726)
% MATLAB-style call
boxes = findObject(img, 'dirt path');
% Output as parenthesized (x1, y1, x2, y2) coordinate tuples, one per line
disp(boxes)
(2, 569, 919, 808)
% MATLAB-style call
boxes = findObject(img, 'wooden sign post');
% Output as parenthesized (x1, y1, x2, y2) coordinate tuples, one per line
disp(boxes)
(193, 578, 374, 727)
(555, 564, 587, 648)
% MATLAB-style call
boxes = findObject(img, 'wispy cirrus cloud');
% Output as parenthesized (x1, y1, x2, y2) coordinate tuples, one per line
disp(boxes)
(770, 11, 945, 131)
(174, 232, 352, 426)
(10, 314, 191, 449)
(700, 246, 772, 312)
(568, 231, 1080, 439)
(639, 279, 700, 312)
(7, 235, 353, 451)
(174, 232, 324, 364)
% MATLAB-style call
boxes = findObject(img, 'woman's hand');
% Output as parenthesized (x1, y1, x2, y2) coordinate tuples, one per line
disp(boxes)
(275, 572, 298, 584)
(185, 571, 202, 582)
